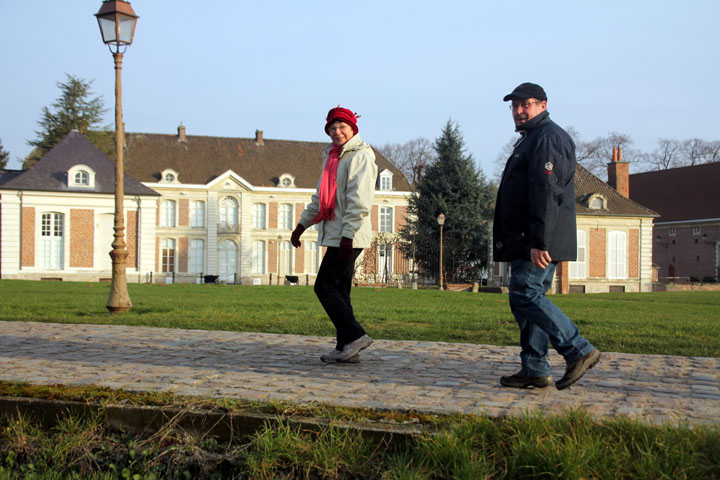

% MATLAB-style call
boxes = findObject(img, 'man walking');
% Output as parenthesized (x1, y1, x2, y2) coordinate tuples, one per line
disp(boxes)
(494, 83, 601, 390)
(291, 106, 377, 363)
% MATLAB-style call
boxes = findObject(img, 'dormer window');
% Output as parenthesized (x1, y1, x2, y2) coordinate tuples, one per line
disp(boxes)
(67, 164, 95, 188)
(586, 194, 607, 210)
(161, 168, 180, 184)
(379, 169, 393, 191)
(278, 173, 296, 188)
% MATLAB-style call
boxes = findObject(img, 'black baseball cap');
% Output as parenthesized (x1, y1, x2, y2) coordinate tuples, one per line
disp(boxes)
(503, 82, 547, 102)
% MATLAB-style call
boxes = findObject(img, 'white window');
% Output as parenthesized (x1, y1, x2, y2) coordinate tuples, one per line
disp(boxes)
(41, 213, 64, 269)
(279, 204, 293, 230)
(608, 231, 627, 279)
(68, 165, 95, 188)
(669, 228, 676, 237)
(693, 226, 701, 236)
(190, 201, 205, 228)
(305, 241, 319, 274)
(161, 200, 176, 227)
(279, 240, 292, 275)
(253, 203, 266, 229)
(220, 197, 238, 227)
(569, 230, 586, 279)
(589, 197, 604, 209)
(379, 170, 393, 191)
(380, 207, 393, 232)
(252, 240, 265, 274)
(379, 244, 393, 280)
(219, 240, 238, 282)
(74, 171, 89, 185)
(161, 238, 176, 273)
(189, 239, 205, 274)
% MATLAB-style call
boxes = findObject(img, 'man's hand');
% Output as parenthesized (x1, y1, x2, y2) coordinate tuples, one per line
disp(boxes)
(290, 224, 306, 248)
(339, 237, 353, 259)
(530, 248, 552, 269)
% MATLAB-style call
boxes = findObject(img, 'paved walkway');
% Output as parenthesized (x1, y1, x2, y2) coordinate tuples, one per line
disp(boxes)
(1, 321, 718, 426)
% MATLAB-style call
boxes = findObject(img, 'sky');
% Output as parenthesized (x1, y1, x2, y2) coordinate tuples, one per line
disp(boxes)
(1, 1, 719, 177)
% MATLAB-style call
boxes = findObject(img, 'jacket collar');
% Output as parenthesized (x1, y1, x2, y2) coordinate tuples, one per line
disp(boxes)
(515, 110, 550, 134)
(324, 134, 366, 156)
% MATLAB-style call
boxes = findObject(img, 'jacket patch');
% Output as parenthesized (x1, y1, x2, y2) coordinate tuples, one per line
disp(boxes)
(544, 162, 554, 174)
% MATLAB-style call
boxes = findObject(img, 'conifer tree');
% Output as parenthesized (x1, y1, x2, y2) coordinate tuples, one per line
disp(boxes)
(0, 138, 9, 170)
(400, 121, 495, 282)
(24, 74, 107, 168)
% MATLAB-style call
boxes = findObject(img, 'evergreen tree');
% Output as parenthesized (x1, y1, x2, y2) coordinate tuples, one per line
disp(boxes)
(400, 121, 495, 283)
(25, 74, 107, 169)
(0, 138, 9, 170)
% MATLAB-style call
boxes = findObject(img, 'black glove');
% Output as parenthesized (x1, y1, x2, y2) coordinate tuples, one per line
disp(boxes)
(290, 224, 306, 248)
(339, 236, 353, 259)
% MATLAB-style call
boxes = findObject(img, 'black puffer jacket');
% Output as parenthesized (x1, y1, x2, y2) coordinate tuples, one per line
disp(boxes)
(493, 110, 577, 262)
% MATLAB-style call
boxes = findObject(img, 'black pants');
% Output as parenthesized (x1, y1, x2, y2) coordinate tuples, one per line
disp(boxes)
(314, 247, 365, 350)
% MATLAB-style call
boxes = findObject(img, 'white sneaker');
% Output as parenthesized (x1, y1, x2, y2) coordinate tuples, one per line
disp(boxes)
(321, 349, 361, 363)
(336, 335, 373, 361)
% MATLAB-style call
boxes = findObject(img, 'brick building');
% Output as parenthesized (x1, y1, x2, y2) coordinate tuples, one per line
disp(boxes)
(1, 128, 412, 284)
(629, 162, 720, 282)
(0, 132, 159, 282)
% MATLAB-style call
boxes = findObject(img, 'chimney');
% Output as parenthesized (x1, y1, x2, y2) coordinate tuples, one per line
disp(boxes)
(255, 129, 264, 146)
(607, 146, 629, 197)
(177, 123, 186, 143)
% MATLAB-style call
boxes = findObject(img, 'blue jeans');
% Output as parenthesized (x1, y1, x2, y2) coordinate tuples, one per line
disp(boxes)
(509, 260, 594, 377)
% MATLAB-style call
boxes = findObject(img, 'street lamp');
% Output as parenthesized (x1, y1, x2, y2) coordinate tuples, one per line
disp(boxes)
(277, 234, 282, 285)
(95, 0, 138, 313)
(437, 213, 445, 290)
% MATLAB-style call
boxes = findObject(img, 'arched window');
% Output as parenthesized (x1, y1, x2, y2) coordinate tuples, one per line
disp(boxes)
(220, 197, 238, 227)
(161, 238, 176, 273)
(189, 239, 205, 274)
(74, 171, 89, 185)
(252, 240, 266, 274)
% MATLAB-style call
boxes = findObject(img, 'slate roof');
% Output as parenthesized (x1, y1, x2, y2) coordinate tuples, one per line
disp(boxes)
(575, 164, 657, 217)
(629, 163, 720, 222)
(0, 131, 159, 196)
(114, 132, 411, 190)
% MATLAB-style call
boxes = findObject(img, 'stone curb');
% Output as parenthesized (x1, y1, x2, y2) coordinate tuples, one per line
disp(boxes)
(0, 396, 425, 448)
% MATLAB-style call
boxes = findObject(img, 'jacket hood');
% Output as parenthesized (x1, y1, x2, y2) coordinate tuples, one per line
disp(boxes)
(515, 110, 550, 133)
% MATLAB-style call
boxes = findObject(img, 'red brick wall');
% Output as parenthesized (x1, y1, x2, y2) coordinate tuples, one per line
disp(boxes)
(589, 228, 606, 277)
(178, 199, 189, 227)
(268, 238, 278, 274)
(295, 202, 304, 225)
(69, 209, 94, 268)
(371, 205, 378, 230)
(628, 228, 639, 278)
(178, 237, 188, 272)
(395, 205, 407, 232)
(556, 261, 569, 294)
(268, 202, 278, 229)
(21, 207, 35, 267)
(126, 210, 137, 269)
(654, 224, 720, 280)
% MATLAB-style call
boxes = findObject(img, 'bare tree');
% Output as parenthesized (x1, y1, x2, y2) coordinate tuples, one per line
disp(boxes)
(679, 138, 707, 166)
(644, 138, 681, 170)
(574, 131, 637, 178)
(377, 137, 435, 188)
(494, 136, 518, 182)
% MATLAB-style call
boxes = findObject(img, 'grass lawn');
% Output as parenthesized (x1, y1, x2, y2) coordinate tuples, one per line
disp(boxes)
(1, 279, 719, 357)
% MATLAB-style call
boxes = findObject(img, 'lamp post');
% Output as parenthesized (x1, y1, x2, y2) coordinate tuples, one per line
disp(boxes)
(95, 0, 138, 312)
(277, 234, 282, 285)
(437, 213, 445, 290)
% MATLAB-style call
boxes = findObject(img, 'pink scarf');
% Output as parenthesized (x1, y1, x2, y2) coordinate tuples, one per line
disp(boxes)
(311, 145, 342, 223)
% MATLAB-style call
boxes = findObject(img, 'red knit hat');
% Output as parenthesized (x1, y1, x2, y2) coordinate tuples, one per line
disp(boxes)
(324, 106, 359, 134)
